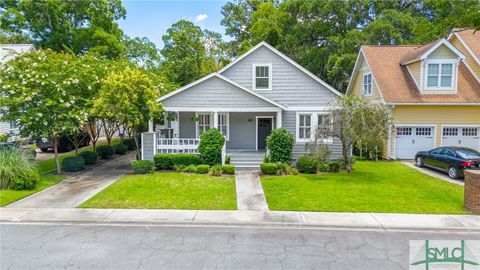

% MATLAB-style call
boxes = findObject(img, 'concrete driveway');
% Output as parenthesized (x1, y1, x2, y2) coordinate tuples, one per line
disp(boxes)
(7, 152, 135, 208)
(401, 161, 464, 186)
(35, 137, 115, 161)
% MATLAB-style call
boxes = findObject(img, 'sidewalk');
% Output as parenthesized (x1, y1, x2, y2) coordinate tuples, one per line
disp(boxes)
(1, 207, 479, 232)
(235, 170, 269, 211)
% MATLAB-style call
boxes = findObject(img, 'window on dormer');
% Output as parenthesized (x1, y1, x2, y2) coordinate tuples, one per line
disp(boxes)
(253, 64, 271, 90)
(425, 61, 454, 90)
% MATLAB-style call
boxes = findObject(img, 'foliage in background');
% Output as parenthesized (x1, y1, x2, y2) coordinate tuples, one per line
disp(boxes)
(266, 128, 294, 164)
(221, 0, 480, 92)
(198, 128, 225, 166)
(61, 156, 86, 172)
(0, 147, 39, 190)
(296, 156, 318, 174)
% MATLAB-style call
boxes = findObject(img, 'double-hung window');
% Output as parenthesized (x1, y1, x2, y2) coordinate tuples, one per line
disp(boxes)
(9, 120, 18, 129)
(253, 64, 271, 90)
(218, 113, 229, 140)
(197, 113, 210, 137)
(298, 114, 311, 141)
(426, 61, 454, 90)
(363, 73, 372, 96)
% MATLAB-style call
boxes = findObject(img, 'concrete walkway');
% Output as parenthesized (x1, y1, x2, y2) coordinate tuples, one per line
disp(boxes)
(235, 170, 269, 211)
(401, 161, 464, 186)
(6, 153, 135, 208)
(1, 208, 479, 232)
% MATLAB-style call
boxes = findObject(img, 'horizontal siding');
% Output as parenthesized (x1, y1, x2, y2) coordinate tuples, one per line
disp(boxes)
(221, 46, 338, 107)
(407, 61, 421, 89)
(179, 112, 195, 138)
(283, 110, 342, 160)
(142, 133, 155, 161)
(227, 112, 275, 149)
(349, 56, 382, 101)
(450, 36, 480, 79)
(428, 44, 458, 59)
(162, 76, 278, 109)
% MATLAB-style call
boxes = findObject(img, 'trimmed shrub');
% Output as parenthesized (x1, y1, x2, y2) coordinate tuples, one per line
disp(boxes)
(277, 163, 298, 175)
(96, 145, 114, 159)
(182, 165, 197, 173)
(286, 166, 299, 175)
(113, 144, 128, 155)
(123, 138, 137, 150)
(209, 165, 223, 176)
(198, 129, 225, 166)
(62, 156, 86, 172)
(260, 163, 279, 175)
(317, 162, 329, 172)
(296, 156, 318, 174)
(171, 154, 200, 167)
(221, 164, 235, 175)
(196, 164, 210, 174)
(131, 160, 155, 174)
(154, 154, 174, 170)
(0, 147, 39, 190)
(266, 128, 294, 163)
(328, 161, 341, 173)
(174, 165, 185, 172)
(0, 133, 8, 142)
(78, 151, 98, 165)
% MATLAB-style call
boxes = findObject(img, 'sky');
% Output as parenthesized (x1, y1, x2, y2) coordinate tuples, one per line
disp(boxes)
(117, 0, 232, 49)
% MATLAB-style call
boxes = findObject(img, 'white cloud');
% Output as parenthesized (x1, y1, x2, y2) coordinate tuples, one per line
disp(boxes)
(195, 13, 208, 22)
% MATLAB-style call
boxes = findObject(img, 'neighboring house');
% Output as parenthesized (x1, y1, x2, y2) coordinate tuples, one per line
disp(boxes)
(347, 29, 480, 159)
(0, 44, 35, 140)
(142, 41, 341, 167)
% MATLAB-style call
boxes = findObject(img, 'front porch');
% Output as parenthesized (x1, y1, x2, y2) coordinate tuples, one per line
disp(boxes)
(141, 109, 281, 165)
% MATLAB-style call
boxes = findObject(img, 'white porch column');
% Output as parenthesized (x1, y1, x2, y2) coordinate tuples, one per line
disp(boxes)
(276, 111, 282, 128)
(148, 118, 154, 132)
(213, 111, 219, 129)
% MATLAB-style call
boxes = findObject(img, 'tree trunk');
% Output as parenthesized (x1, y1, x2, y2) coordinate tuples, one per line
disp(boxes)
(102, 119, 118, 146)
(82, 121, 101, 151)
(52, 136, 61, 174)
(342, 141, 352, 174)
(132, 130, 140, 160)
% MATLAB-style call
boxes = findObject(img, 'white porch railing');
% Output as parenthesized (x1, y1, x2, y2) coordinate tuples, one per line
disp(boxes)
(156, 138, 200, 154)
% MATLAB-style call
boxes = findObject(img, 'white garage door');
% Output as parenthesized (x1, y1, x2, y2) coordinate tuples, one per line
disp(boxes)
(442, 126, 480, 150)
(395, 126, 435, 159)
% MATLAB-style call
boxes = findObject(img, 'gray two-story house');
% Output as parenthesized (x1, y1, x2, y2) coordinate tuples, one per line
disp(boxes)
(141, 41, 341, 169)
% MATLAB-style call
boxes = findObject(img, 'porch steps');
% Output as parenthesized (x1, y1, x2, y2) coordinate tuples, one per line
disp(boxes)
(228, 151, 265, 170)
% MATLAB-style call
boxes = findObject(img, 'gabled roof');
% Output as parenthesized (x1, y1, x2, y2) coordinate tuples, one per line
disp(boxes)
(351, 45, 480, 104)
(448, 28, 480, 66)
(158, 72, 287, 110)
(0, 44, 35, 63)
(401, 39, 465, 65)
(218, 41, 341, 97)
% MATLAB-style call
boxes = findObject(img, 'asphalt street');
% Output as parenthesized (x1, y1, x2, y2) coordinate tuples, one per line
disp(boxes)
(1, 223, 479, 270)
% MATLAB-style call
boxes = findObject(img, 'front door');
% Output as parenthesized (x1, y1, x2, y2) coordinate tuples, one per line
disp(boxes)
(257, 118, 272, 150)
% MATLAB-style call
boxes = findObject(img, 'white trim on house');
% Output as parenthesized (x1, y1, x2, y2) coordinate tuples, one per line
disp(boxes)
(157, 73, 287, 110)
(255, 116, 274, 150)
(392, 124, 437, 160)
(252, 63, 272, 90)
(448, 32, 480, 66)
(362, 72, 372, 96)
(402, 39, 465, 66)
(163, 107, 282, 112)
(295, 112, 333, 144)
(195, 112, 211, 139)
(345, 50, 364, 95)
(218, 41, 342, 97)
(423, 59, 458, 92)
(385, 102, 480, 106)
(218, 112, 230, 141)
(405, 65, 420, 90)
(286, 106, 330, 111)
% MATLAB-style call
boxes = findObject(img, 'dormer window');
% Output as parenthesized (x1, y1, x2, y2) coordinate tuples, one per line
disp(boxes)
(363, 73, 372, 96)
(424, 60, 455, 90)
(252, 64, 272, 90)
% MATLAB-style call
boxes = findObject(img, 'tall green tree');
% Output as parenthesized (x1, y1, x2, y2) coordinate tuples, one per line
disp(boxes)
(122, 36, 162, 70)
(0, 0, 126, 58)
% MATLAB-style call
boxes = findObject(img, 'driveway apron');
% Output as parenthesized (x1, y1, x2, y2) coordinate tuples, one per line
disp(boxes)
(235, 170, 269, 211)
(6, 153, 136, 208)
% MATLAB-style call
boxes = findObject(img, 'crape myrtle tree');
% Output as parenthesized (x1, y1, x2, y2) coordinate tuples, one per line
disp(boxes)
(94, 67, 163, 159)
(317, 96, 391, 173)
(0, 50, 89, 173)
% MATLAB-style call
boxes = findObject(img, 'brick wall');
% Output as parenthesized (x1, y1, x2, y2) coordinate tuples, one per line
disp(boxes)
(464, 170, 480, 214)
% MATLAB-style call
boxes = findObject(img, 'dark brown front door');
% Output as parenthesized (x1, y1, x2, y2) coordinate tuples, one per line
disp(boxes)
(257, 118, 272, 150)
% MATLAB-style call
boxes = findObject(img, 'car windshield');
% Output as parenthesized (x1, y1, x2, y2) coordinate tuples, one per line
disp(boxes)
(455, 149, 480, 159)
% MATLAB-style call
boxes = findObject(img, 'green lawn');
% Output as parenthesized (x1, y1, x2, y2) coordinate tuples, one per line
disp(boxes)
(36, 138, 121, 173)
(80, 172, 237, 210)
(261, 161, 465, 214)
(0, 174, 66, 207)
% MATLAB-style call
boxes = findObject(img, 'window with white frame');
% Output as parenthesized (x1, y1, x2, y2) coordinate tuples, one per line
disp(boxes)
(253, 64, 271, 90)
(9, 120, 18, 129)
(197, 113, 210, 137)
(317, 114, 333, 143)
(298, 114, 311, 141)
(442, 127, 458, 136)
(425, 61, 454, 90)
(218, 113, 229, 140)
(462, 128, 477, 137)
(363, 73, 372, 96)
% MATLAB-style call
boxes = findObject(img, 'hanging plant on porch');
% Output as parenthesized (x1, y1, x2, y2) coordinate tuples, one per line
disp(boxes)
(191, 115, 199, 122)
(166, 112, 176, 122)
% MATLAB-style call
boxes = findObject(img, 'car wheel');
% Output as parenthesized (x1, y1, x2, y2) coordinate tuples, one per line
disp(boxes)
(40, 148, 49, 152)
(416, 157, 424, 167)
(448, 166, 458, 179)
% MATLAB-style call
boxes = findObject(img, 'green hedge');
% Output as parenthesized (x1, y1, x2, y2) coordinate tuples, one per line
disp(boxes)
(266, 128, 294, 163)
(328, 161, 341, 173)
(198, 129, 225, 166)
(96, 145, 114, 159)
(260, 163, 279, 175)
(131, 160, 154, 174)
(62, 156, 86, 172)
(196, 164, 210, 174)
(209, 165, 222, 176)
(221, 164, 235, 175)
(123, 138, 137, 150)
(153, 153, 200, 170)
(77, 151, 98, 165)
(113, 144, 128, 155)
(154, 154, 174, 170)
(296, 156, 318, 174)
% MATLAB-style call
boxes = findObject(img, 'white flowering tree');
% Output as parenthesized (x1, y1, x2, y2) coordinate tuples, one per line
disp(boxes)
(0, 50, 89, 173)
